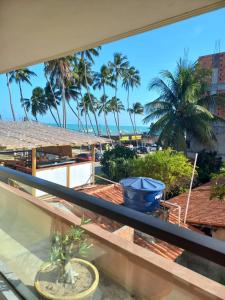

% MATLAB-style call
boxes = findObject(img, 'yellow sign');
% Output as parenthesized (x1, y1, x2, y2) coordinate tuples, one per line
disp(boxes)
(120, 136, 129, 141)
(131, 135, 142, 140)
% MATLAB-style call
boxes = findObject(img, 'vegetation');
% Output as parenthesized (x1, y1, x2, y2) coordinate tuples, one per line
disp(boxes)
(101, 147, 194, 197)
(50, 218, 92, 284)
(210, 166, 225, 201)
(129, 149, 194, 197)
(197, 150, 222, 183)
(3, 49, 144, 136)
(101, 145, 136, 181)
(144, 59, 225, 151)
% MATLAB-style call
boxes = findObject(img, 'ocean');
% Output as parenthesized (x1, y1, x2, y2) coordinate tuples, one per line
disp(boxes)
(48, 123, 149, 135)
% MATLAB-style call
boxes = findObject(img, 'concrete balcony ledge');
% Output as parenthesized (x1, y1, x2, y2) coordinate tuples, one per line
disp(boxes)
(0, 181, 225, 299)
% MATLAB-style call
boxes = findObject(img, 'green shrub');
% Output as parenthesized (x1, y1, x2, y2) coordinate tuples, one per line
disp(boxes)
(129, 149, 194, 197)
(210, 165, 225, 201)
(101, 145, 136, 181)
(197, 150, 222, 183)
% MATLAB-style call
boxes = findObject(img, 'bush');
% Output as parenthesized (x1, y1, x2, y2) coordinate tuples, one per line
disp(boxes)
(101, 145, 136, 181)
(197, 150, 222, 183)
(129, 149, 194, 197)
(210, 165, 225, 201)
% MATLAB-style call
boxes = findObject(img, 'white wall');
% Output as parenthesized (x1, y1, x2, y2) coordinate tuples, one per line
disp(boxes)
(36, 167, 67, 197)
(70, 163, 92, 188)
(35, 162, 93, 197)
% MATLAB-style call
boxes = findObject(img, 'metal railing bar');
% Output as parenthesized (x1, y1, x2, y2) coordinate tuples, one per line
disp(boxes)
(0, 166, 225, 267)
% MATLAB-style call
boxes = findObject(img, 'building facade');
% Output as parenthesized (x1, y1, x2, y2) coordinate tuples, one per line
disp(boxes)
(188, 52, 225, 160)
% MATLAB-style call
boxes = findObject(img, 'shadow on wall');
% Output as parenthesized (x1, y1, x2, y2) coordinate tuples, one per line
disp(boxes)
(176, 251, 225, 285)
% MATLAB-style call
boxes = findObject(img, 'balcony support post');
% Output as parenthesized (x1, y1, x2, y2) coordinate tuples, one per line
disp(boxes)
(91, 145, 95, 184)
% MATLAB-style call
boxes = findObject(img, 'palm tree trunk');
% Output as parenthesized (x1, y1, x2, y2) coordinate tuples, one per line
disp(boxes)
(115, 79, 120, 135)
(87, 112, 95, 134)
(49, 105, 60, 126)
(44, 73, 61, 127)
(84, 61, 100, 136)
(102, 85, 111, 140)
(18, 81, 29, 120)
(134, 112, 137, 134)
(113, 111, 119, 132)
(127, 88, 135, 133)
(35, 115, 38, 122)
(6, 73, 16, 121)
(67, 101, 85, 132)
(84, 111, 88, 133)
(61, 79, 67, 128)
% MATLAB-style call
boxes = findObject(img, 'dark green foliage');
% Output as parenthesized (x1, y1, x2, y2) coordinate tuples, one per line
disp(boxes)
(197, 150, 222, 183)
(101, 145, 136, 181)
(210, 165, 225, 201)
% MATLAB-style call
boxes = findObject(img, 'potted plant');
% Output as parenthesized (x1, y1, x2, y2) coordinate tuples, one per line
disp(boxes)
(35, 218, 99, 300)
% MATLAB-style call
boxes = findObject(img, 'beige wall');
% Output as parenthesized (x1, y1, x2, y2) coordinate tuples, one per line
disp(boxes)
(0, 182, 225, 299)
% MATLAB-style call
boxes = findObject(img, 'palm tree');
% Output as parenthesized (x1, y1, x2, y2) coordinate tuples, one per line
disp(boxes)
(143, 59, 223, 151)
(60, 79, 85, 132)
(80, 93, 97, 134)
(44, 83, 61, 126)
(108, 97, 125, 133)
(122, 66, 140, 132)
(78, 48, 101, 135)
(108, 53, 129, 134)
(44, 64, 62, 127)
(9, 68, 37, 120)
(45, 57, 73, 128)
(131, 102, 144, 133)
(93, 64, 114, 138)
(23, 87, 47, 121)
(98, 95, 111, 139)
(6, 73, 16, 121)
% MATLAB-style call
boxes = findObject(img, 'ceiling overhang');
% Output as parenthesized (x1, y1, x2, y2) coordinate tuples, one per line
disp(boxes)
(1, 0, 225, 73)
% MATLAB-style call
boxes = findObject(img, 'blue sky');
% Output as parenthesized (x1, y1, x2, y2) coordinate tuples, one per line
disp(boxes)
(1, 7, 225, 127)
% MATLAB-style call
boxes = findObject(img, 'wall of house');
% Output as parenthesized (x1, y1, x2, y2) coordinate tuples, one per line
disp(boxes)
(35, 162, 93, 196)
(187, 120, 225, 161)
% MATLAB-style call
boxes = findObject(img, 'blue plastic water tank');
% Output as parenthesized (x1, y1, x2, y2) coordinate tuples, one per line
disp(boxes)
(120, 177, 165, 212)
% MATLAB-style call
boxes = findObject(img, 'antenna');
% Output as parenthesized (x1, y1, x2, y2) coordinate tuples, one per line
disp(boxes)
(214, 39, 221, 54)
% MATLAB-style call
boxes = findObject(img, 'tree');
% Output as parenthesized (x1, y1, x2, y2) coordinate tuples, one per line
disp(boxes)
(44, 83, 61, 126)
(108, 53, 129, 134)
(143, 59, 223, 151)
(98, 95, 111, 139)
(78, 48, 101, 135)
(44, 64, 62, 127)
(101, 145, 137, 181)
(130, 149, 194, 198)
(108, 97, 125, 134)
(9, 68, 37, 120)
(45, 57, 73, 128)
(6, 73, 16, 121)
(93, 64, 114, 139)
(80, 93, 98, 134)
(131, 102, 144, 133)
(24, 87, 47, 121)
(56, 79, 85, 132)
(122, 66, 140, 132)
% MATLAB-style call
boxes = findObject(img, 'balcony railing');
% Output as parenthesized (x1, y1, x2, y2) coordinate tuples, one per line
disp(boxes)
(0, 166, 225, 299)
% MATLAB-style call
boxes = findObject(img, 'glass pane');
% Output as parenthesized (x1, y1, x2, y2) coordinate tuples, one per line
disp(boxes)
(0, 179, 224, 299)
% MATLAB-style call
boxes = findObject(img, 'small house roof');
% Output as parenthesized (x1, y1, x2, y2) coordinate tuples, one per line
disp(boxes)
(0, 121, 109, 150)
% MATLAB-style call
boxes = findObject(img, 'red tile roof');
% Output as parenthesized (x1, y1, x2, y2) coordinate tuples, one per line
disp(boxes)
(53, 183, 207, 261)
(77, 184, 196, 261)
(78, 184, 124, 205)
(169, 183, 225, 228)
